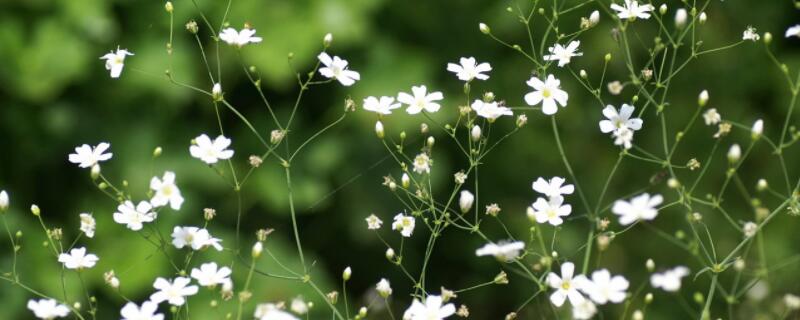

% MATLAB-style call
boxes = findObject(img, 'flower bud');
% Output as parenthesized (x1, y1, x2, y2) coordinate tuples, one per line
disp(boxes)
(659, 4, 667, 15)
(698, 12, 707, 24)
(751, 119, 763, 140)
(471, 125, 482, 141)
(756, 179, 768, 191)
(30, 204, 40, 216)
(376, 278, 392, 298)
(252, 241, 263, 258)
(165, 1, 173, 12)
(323, 33, 333, 47)
(342, 267, 352, 281)
(186, 20, 199, 34)
(516, 114, 528, 128)
(427, 136, 435, 148)
(459, 190, 474, 213)
(0, 190, 7, 212)
(479, 23, 490, 34)
(153, 146, 163, 157)
(645, 293, 653, 304)
(604, 53, 612, 62)
(270, 130, 285, 144)
(727, 144, 741, 163)
(212, 83, 223, 101)
(375, 121, 385, 139)
(698, 90, 709, 107)
(579, 69, 587, 79)
(589, 10, 600, 26)
(674, 9, 687, 28)
(632, 310, 644, 320)
(401, 173, 410, 188)
(764, 32, 773, 44)
(358, 307, 367, 318)
(90, 164, 101, 180)
(646, 259, 655, 272)
(385, 248, 396, 260)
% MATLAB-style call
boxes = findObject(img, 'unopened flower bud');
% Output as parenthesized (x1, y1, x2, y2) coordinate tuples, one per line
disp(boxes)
(589, 10, 600, 26)
(323, 33, 333, 47)
(342, 267, 352, 281)
(459, 190, 474, 213)
(698, 90, 709, 107)
(579, 69, 587, 79)
(401, 173, 410, 188)
(764, 32, 773, 45)
(756, 179, 768, 191)
(646, 259, 655, 272)
(252, 241, 263, 258)
(674, 9, 688, 28)
(0, 190, 8, 212)
(153, 146, 163, 157)
(645, 293, 653, 304)
(727, 144, 741, 163)
(385, 248, 395, 260)
(212, 83, 223, 101)
(479, 23, 490, 34)
(471, 125, 482, 141)
(427, 136, 435, 148)
(165, 1, 173, 12)
(698, 12, 707, 24)
(30, 204, 40, 216)
(751, 119, 763, 140)
(90, 164, 101, 180)
(604, 53, 612, 62)
(420, 123, 429, 134)
(375, 121, 385, 139)
(659, 4, 667, 15)
(358, 307, 367, 318)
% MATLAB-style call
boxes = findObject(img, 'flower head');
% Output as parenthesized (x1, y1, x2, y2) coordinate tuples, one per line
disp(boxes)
(121, 301, 164, 320)
(580, 269, 629, 304)
(599, 104, 643, 135)
(703, 108, 721, 125)
(365, 214, 383, 230)
(68, 143, 112, 168)
(572, 299, 597, 320)
(528, 196, 572, 226)
(113, 200, 156, 231)
(363, 96, 401, 115)
(190, 134, 234, 164)
(650, 266, 690, 292)
(172, 226, 224, 251)
(743, 26, 760, 41)
(544, 41, 582, 67)
(58, 247, 99, 270)
(398, 85, 444, 114)
(547, 262, 589, 307)
(392, 214, 415, 237)
(219, 27, 262, 47)
(446, 57, 491, 81)
(79, 213, 96, 238)
(376, 278, 393, 298)
(471, 100, 513, 121)
(524, 75, 568, 115)
(532, 177, 574, 198)
(786, 25, 800, 38)
(403, 295, 456, 320)
(475, 241, 525, 262)
(191, 262, 232, 287)
(150, 277, 198, 306)
(27, 299, 70, 319)
(611, 0, 654, 20)
(612, 193, 663, 225)
(100, 48, 133, 78)
(318, 52, 360, 86)
(150, 171, 184, 210)
(413, 153, 431, 174)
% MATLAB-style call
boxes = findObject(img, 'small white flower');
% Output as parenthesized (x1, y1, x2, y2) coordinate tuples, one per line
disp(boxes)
(27, 299, 70, 319)
(365, 214, 383, 230)
(544, 41, 582, 67)
(376, 278, 393, 298)
(580, 269, 629, 304)
(171, 226, 223, 251)
(571, 299, 597, 320)
(398, 85, 444, 114)
(290, 297, 309, 315)
(0, 190, 7, 211)
(532, 176, 574, 198)
(743, 26, 760, 41)
(68, 142, 112, 168)
(547, 262, 589, 307)
(191, 262, 232, 287)
(363, 96, 401, 115)
(318, 52, 360, 86)
(413, 153, 431, 174)
(528, 196, 572, 226)
(607, 81, 624, 95)
(120, 301, 164, 320)
(786, 25, 800, 38)
(612, 126, 635, 149)
(446, 57, 491, 81)
(150, 171, 184, 210)
(471, 100, 513, 121)
(743, 221, 758, 238)
(113, 201, 156, 231)
(150, 277, 198, 306)
(79, 213, 96, 238)
(599, 104, 643, 134)
(703, 108, 721, 125)
(392, 214, 415, 237)
(524, 75, 568, 115)
(611, 0, 655, 20)
(58, 247, 99, 270)
(190, 134, 234, 165)
(459, 190, 475, 213)
(254, 303, 299, 320)
(650, 266, 690, 292)
(728, 144, 742, 163)
(402, 295, 456, 320)
(612, 193, 663, 225)
(99, 48, 134, 78)
(475, 241, 525, 262)
(218, 27, 262, 47)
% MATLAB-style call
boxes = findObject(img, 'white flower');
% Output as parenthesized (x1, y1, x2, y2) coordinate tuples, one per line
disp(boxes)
(413, 153, 431, 174)
(612, 193, 663, 225)
(171, 226, 223, 251)
(392, 214, 415, 237)
(703, 108, 721, 125)
(150, 277, 198, 306)
(650, 266, 690, 292)
(120, 301, 164, 320)
(100, 48, 133, 78)
(191, 262, 232, 287)
(149, 171, 184, 210)
(113, 201, 156, 231)
(743, 26, 760, 41)
(363, 96, 401, 115)
(365, 214, 383, 230)
(611, 0, 654, 20)
(470, 100, 513, 121)
(524, 75, 568, 115)
(728, 144, 742, 163)
(398, 85, 444, 114)
(752, 119, 764, 138)
(68, 143, 112, 168)
(528, 196, 572, 226)
(475, 241, 525, 262)
(27, 299, 70, 319)
(532, 176, 574, 198)
(785, 294, 800, 310)
(318, 52, 360, 86)
(446, 57, 491, 81)
(786, 25, 800, 38)
(599, 104, 643, 134)
(571, 299, 597, 320)
(190, 134, 234, 164)
(218, 27, 262, 47)
(612, 126, 635, 149)
(79, 213, 95, 238)
(459, 190, 475, 213)
(58, 247, 99, 270)
(743, 221, 758, 238)
(290, 297, 309, 315)
(0, 190, 7, 211)
(580, 269, 629, 304)
(254, 303, 299, 320)
(547, 262, 589, 307)
(402, 295, 456, 320)
(544, 41, 582, 67)
(376, 278, 393, 298)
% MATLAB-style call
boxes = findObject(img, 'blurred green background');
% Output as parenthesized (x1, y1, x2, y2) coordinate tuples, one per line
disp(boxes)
(1, 0, 800, 319)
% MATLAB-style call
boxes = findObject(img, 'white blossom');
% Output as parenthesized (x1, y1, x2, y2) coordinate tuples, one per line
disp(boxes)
(650, 266, 690, 292)
(218, 27, 262, 47)
(392, 214, 415, 237)
(471, 100, 513, 121)
(191, 262, 232, 287)
(363, 96, 401, 115)
(743, 221, 758, 238)
(402, 295, 456, 320)
(612, 193, 663, 225)
(571, 299, 597, 320)
(150, 277, 198, 306)
(27, 299, 70, 319)
(68, 142, 112, 168)
(611, 0, 654, 20)
(599, 104, 643, 149)
(79, 213, 96, 238)
(318, 52, 360, 86)
(547, 262, 589, 307)
(190, 134, 234, 164)
(743, 26, 760, 41)
(413, 153, 431, 174)
(446, 57, 491, 81)
(728, 144, 742, 163)
(150, 171, 184, 210)
(365, 214, 383, 230)
(475, 241, 525, 262)
(254, 303, 299, 320)
(703, 108, 721, 125)
(398, 85, 444, 114)
(100, 48, 133, 78)
(786, 25, 800, 38)
(524, 75, 568, 115)
(120, 301, 164, 320)
(58, 247, 99, 270)
(171, 226, 223, 251)
(290, 297, 309, 315)
(544, 41, 582, 67)
(0, 190, 7, 211)
(528, 195, 572, 226)
(532, 176, 574, 198)
(376, 278, 393, 298)
(580, 269, 629, 304)
(113, 201, 156, 231)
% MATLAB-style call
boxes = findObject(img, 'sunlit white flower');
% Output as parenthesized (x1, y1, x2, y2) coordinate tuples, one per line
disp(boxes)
(446, 57, 491, 81)
(572, 299, 597, 320)
(171, 226, 223, 251)
(403, 295, 456, 320)
(363, 96, 401, 115)
(190, 134, 234, 164)
(254, 303, 299, 320)
(599, 104, 643, 134)
(79, 213, 95, 238)
(68, 143, 112, 168)
(398, 85, 444, 114)
(27, 299, 70, 319)
(650, 266, 690, 292)
(377, 278, 393, 298)
(703, 108, 721, 125)
(475, 241, 525, 262)
(100, 48, 134, 78)
(612, 126, 635, 149)
(471, 100, 513, 121)
(113, 201, 156, 231)
(191, 262, 232, 287)
(413, 153, 431, 174)
(528, 196, 572, 226)
(532, 176, 574, 198)
(150, 171, 184, 210)
(524, 75, 568, 115)
(58, 247, 99, 270)
(612, 193, 663, 225)
(743, 26, 760, 41)
(743, 221, 758, 238)
(611, 0, 655, 20)
(547, 262, 589, 307)
(786, 25, 800, 38)
(365, 214, 383, 230)
(580, 269, 629, 304)
(544, 41, 582, 67)
(318, 52, 360, 86)
(150, 277, 198, 306)
(121, 301, 164, 320)
(218, 27, 262, 47)
(392, 214, 415, 237)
